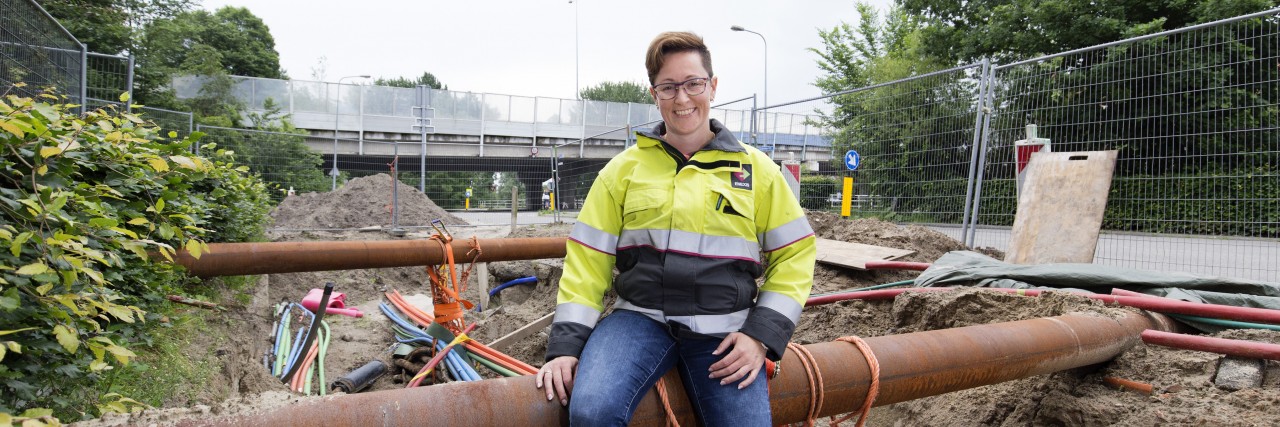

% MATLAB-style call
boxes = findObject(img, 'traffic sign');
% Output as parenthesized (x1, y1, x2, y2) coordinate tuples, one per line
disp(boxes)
(844, 150, 861, 171)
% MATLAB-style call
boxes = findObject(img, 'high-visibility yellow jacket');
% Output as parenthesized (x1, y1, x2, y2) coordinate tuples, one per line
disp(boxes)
(548, 119, 816, 361)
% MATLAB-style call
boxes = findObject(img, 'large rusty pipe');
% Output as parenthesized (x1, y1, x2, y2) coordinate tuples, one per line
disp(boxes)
(172, 237, 567, 278)
(190, 310, 1172, 426)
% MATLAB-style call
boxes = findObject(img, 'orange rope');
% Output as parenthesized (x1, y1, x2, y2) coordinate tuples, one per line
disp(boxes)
(829, 336, 880, 427)
(424, 234, 475, 333)
(654, 377, 680, 427)
(787, 342, 825, 427)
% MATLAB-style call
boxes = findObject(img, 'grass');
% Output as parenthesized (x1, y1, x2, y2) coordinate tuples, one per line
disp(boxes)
(96, 308, 225, 412)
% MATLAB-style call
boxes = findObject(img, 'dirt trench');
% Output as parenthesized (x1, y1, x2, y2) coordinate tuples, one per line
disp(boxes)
(79, 176, 1280, 426)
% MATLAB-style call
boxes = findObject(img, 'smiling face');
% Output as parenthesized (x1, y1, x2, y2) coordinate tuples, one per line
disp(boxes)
(651, 50, 718, 146)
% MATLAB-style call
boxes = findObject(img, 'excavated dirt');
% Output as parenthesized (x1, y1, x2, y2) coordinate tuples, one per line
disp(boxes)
(76, 186, 1280, 426)
(270, 173, 467, 229)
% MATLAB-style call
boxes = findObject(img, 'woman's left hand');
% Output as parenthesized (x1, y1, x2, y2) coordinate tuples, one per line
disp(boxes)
(708, 332, 767, 389)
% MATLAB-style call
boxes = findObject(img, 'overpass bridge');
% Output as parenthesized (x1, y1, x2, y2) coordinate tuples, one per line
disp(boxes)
(176, 75, 835, 163)
(176, 76, 835, 208)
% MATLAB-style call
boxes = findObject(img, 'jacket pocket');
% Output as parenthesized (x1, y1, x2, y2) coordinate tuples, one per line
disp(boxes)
(622, 187, 667, 227)
(707, 186, 756, 238)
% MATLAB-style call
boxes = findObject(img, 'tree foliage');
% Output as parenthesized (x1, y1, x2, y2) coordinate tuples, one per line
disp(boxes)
(899, 0, 1278, 62)
(0, 90, 271, 421)
(809, 3, 974, 221)
(136, 6, 283, 108)
(579, 81, 653, 104)
(39, 0, 193, 55)
(375, 72, 447, 90)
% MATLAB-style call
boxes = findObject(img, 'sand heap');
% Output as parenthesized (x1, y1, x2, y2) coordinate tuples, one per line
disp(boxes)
(270, 174, 467, 229)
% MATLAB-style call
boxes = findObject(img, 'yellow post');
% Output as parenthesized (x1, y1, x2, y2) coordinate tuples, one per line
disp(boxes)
(465, 198, 470, 210)
(549, 192, 556, 212)
(841, 176, 854, 217)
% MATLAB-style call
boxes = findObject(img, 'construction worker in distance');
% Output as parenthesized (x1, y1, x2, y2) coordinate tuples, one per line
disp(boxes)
(535, 31, 817, 426)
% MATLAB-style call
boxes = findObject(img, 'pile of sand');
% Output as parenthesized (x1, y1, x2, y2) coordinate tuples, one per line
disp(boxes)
(270, 174, 467, 229)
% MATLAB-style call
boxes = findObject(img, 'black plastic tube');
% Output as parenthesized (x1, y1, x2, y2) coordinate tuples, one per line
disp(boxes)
(281, 282, 333, 382)
(331, 360, 387, 393)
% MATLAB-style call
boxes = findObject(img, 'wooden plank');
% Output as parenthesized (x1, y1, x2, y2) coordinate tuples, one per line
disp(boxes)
(814, 238, 915, 270)
(1006, 150, 1118, 264)
(488, 311, 555, 351)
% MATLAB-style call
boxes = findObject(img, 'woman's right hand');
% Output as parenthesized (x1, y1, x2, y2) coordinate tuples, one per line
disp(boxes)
(535, 356, 578, 406)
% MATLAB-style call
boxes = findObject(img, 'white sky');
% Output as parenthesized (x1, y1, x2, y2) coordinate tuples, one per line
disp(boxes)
(199, 0, 893, 114)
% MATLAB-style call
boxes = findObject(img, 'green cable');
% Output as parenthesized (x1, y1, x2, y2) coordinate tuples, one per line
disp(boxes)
(811, 279, 916, 298)
(1168, 313, 1280, 331)
(275, 307, 291, 377)
(468, 352, 519, 377)
(318, 320, 331, 396)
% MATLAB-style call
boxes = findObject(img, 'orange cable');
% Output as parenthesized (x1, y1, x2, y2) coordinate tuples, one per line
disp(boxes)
(654, 377, 680, 427)
(828, 336, 880, 427)
(786, 342, 825, 427)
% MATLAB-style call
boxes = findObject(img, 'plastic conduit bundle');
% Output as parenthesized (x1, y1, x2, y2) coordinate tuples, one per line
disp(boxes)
(379, 302, 479, 382)
(488, 276, 537, 297)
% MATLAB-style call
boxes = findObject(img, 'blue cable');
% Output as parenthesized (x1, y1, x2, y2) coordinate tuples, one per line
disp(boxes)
(488, 276, 538, 297)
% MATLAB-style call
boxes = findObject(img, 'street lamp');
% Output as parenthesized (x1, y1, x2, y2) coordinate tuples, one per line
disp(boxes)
(569, 0, 579, 99)
(730, 25, 768, 155)
(332, 74, 370, 190)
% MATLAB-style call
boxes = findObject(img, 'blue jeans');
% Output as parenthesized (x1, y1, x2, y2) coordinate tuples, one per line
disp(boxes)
(569, 309, 771, 427)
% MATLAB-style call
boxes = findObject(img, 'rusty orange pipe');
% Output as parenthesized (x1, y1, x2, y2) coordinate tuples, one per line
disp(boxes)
(171, 237, 567, 278)
(186, 310, 1172, 426)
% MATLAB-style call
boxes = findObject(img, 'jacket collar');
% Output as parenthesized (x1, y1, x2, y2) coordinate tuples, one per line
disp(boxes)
(636, 118, 745, 154)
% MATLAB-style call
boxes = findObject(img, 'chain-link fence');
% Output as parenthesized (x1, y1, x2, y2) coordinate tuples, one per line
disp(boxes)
(1, 0, 85, 108)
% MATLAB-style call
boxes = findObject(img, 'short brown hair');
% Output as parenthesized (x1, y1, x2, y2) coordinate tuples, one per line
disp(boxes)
(645, 31, 713, 86)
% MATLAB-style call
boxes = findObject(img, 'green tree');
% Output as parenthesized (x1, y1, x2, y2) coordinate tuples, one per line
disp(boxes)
(39, 0, 193, 55)
(899, 0, 1278, 63)
(810, 3, 975, 221)
(375, 72, 447, 90)
(136, 6, 283, 107)
(198, 98, 329, 198)
(579, 81, 653, 104)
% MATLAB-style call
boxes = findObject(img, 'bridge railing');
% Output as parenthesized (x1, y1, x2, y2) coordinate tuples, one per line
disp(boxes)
(170, 75, 834, 155)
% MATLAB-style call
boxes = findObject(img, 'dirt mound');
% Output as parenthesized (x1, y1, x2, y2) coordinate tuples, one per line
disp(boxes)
(270, 174, 467, 229)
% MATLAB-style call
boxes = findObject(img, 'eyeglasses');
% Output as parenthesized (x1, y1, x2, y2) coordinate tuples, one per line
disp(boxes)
(652, 77, 710, 100)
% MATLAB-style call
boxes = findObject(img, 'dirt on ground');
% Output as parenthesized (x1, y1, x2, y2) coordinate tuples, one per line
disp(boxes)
(77, 181, 1280, 426)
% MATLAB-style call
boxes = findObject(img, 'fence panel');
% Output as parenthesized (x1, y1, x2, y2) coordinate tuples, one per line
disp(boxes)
(799, 64, 987, 231)
(977, 11, 1280, 280)
(1, 0, 85, 104)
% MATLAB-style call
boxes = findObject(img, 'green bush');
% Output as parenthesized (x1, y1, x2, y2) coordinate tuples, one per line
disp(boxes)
(0, 90, 271, 422)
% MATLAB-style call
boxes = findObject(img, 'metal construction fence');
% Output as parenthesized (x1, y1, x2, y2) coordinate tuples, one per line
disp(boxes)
(170, 74, 835, 161)
(1, 0, 85, 109)
(3, 0, 1276, 281)
(796, 8, 1279, 281)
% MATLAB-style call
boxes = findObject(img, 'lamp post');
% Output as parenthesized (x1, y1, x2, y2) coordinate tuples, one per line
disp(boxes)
(730, 25, 768, 155)
(569, 0, 580, 99)
(332, 74, 370, 190)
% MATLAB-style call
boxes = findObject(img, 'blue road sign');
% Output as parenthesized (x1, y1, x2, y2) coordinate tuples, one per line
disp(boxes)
(844, 150, 861, 171)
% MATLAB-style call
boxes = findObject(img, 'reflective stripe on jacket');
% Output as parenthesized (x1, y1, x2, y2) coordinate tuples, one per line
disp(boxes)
(547, 119, 816, 361)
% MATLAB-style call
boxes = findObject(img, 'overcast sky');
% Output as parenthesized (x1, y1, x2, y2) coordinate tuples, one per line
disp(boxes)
(199, 0, 893, 114)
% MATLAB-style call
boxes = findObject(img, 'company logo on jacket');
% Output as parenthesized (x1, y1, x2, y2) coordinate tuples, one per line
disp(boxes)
(731, 164, 753, 190)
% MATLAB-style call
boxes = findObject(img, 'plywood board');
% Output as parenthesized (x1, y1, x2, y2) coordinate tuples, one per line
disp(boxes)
(1005, 150, 1118, 264)
(814, 238, 915, 270)
(488, 312, 554, 351)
